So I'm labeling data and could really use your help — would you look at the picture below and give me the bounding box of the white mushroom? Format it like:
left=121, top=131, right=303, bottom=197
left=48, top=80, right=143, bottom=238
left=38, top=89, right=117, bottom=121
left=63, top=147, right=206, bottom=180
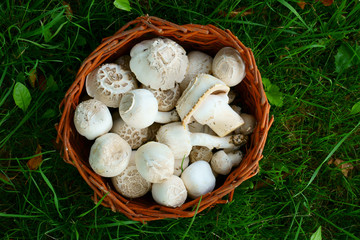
left=74, top=99, right=112, bottom=140
left=110, top=113, right=150, bottom=149
left=211, top=150, right=243, bottom=175
left=181, top=161, right=215, bottom=199
left=212, top=47, right=246, bottom=87
left=156, top=122, right=248, bottom=160
left=119, top=89, right=180, bottom=129
left=135, top=142, right=174, bottom=183
left=174, top=157, right=190, bottom=176
left=180, top=51, right=213, bottom=92
left=86, top=63, right=137, bottom=108
left=130, top=38, right=188, bottom=90
left=176, top=74, right=244, bottom=137
left=236, top=113, right=256, bottom=135
left=189, top=146, right=213, bottom=164
left=152, top=175, right=187, bottom=208
left=111, top=165, right=151, bottom=198
left=143, top=84, right=181, bottom=112
left=228, top=90, right=236, bottom=104
left=89, top=133, right=131, bottom=177
left=114, top=55, right=131, bottom=70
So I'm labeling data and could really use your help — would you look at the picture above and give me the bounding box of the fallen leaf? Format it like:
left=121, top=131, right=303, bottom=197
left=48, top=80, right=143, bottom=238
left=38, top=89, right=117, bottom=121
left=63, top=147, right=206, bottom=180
left=28, top=68, right=37, bottom=88
left=297, top=0, right=306, bottom=9
left=328, top=158, right=354, bottom=177
left=62, top=1, right=73, bottom=20
left=27, top=144, right=43, bottom=170
left=320, top=0, right=333, bottom=6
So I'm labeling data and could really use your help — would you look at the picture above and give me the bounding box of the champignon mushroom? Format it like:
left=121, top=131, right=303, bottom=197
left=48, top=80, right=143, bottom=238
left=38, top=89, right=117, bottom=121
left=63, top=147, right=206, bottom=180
left=176, top=74, right=244, bottom=137
left=119, top=89, right=180, bottom=129
left=143, top=84, right=181, bottom=112
left=180, top=51, right=213, bottom=92
left=130, top=38, right=188, bottom=90
left=85, top=63, right=137, bottom=108
left=156, top=122, right=248, bottom=160
left=89, top=133, right=131, bottom=177
left=189, top=146, right=213, bottom=164
left=235, top=113, right=256, bottom=135
left=212, top=47, right=246, bottom=87
left=110, top=113, right=150, bottom=149
left=152, top=175, right=187, bottom=207
left=210, top=150, right=243, bottom=175
left=135, top=142, right=175, bottom=183
left=174, top=157, right=190, bottom=176
left=74, top=99, right=113, bottom=140
left=181, top=161, right=216, bottom=199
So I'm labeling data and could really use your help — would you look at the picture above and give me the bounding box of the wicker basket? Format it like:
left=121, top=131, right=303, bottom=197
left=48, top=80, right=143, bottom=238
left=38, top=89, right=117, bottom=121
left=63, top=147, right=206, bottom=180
left=56, top=16, right=273, bottom=222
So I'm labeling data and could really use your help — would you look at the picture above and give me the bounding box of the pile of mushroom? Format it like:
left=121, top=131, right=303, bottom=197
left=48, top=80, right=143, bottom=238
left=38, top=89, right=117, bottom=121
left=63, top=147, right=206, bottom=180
left=73, top=37, right=257, bottom=208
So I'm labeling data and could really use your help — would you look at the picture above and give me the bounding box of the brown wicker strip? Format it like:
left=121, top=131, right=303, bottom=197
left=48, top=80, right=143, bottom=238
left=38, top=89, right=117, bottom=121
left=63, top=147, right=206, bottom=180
left=56, top=15, right=273, bottom=222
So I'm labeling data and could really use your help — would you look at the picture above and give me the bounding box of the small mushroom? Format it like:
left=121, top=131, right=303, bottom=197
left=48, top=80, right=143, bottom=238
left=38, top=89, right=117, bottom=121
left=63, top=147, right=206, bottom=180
left=89, top=133, right=131, bottom=177
left=130, top=38, right=188, bottom=90
left=180, top=51, right=213, bottom=92
left=189, top=146, right=213, bottom=164
left=86, top=63, right=137, bottom=108
left=181, top=161, right=216, bottom=199
left=236, top=113, right=256, bottom=135
left=174, top=157, right=190, bottom=176
left=211, top=150, right=243, bottom=175
left=74, top=99, right=113, bottom=140
left=111, top=113, right=150, bottom=149
left=156, top=122, right=248, bottom=160
left=152, top=175, right=187, bottom=207
left=135, top=142, right=175, bottom=183
left=177, top=74, right=244, bottom=137
left=119, top=89, right=180, bottom=129
left=143, top=84, right=181, bottom=112
left=114, top=55, right=131, bottom=70
left=212, top=47, right=246, bottom=87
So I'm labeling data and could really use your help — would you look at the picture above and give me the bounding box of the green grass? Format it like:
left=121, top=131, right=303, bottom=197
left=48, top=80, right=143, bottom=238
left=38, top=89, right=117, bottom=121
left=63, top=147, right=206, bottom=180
left=1, top=0, right=360, bottom=239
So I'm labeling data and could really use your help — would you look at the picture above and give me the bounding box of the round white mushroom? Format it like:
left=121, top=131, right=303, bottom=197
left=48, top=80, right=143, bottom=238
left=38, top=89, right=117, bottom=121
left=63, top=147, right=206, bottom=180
left=152, top=175, right=187, bottom=207
left=73, top=99, right=112, bottom=140
left=210, top=150, right=243, bottom=175
left=89, top=133, right=131, bottom=177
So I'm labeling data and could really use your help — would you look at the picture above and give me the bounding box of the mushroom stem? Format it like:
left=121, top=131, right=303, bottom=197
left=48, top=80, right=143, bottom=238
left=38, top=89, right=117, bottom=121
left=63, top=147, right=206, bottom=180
left=190, top=132, right=247, bottom=150
left=155, top=110, right=180, bottom=123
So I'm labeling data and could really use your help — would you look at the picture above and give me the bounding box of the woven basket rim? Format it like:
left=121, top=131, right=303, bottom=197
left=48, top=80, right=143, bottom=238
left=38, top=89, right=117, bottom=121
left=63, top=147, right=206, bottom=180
left=56, top=15, right=273, bottom=222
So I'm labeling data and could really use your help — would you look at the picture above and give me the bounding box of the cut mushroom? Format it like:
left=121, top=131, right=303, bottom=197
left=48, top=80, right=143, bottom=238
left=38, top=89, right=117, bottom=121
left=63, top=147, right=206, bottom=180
left=181, top=161, right=215, bottom=199
left=135, top=142, right=175, bottom=183
left=119, top=89, right=180, bottom=129
left=174, top=157, right=190, bottom=176
left=152, top=175, right=187, bottom=208
left=156, top=122, right=248, bottom=160
left=74, top=99, right=112, bottom=140
left=180, top=51, right=213, bottom=92
left=189, top=146, right=213, bottom=164
left=130, top=38, right=188, bottom=90
left=89, top=133, right=131, bottom=177
left=86, top=63, right=137, bottom=108
left=110, top=114, right=149, bottom=149
left=212, top=47, right=246, bottom=87
left=143, top=84, right=181, bottom=112
left=211, top=150, right=243, bottom=175
left=177, top=74, right=244, bottom=137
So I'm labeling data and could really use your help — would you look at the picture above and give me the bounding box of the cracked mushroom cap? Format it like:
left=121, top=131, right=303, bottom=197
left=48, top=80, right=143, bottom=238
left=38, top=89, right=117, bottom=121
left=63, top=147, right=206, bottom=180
left=130, top=38, right=188, bottom=90
left=189, top=146, right=213, bottom=164
left=143, top=84, right=181, bottom=112
left=152, top=175, right=187, bottom=208
left=85, top=63, right=137, bottom=108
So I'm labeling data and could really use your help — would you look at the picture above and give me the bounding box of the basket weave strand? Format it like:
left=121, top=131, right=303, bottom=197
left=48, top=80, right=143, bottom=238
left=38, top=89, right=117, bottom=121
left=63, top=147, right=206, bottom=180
left=56, top=15, right=273, bottom=222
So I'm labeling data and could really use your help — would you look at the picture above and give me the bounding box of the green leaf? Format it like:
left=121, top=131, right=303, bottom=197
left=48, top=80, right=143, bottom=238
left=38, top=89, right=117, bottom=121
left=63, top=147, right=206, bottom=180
left=41, top=109, right=56, bottom=119
left=310, top=226, right=322, bottom=240
left=262, top=78, right=284, bottom=107
left=113, top=0, right=131, bottom=11
left=350, top=101, right=360, bottom=115
left=262, top=77, right=271, bottom=88
left=46, top=75, right=58, bottom=92
left=13, top=82, right=32, bottom=111
left=335, top=44, right=360, bottom=73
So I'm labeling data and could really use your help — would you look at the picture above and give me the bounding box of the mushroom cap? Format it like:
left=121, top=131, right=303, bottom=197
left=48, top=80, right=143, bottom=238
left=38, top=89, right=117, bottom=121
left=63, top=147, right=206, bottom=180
left=119, top=89, right=158, bottom=129
left=114, top=55, right=131, bottom=70
left=89, top=133, right=131, bottom=177
left=156, top=122, right=192, bottom=160
left=237, top=113, right=256, bottom=135
left=85, top=63, right=138, bottom=108
left=130, top=38, right=188, bottom=90
left=135, top=142, right=175, bottom=183
left=189, top=146, right=213, bottom=163
left=180, top=51, right=213, bottom=92
left=181, top=161, right=216, bottom=199
left=174, top=157, right=190, bottom=176
left=152, top=175, right=187, bottom=208
left=211, top=150, right=243, bottom=175
left=143, top=84, right=181, bottom=112
left=74, top=99, right=113, bottom=140
left=212, top=47, right=246, bottom=87
left=111, top=165, right=152, bottom=198
left=176, top=74, right=229, bottom=128
left=110, top=115, right=149, bottom=149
